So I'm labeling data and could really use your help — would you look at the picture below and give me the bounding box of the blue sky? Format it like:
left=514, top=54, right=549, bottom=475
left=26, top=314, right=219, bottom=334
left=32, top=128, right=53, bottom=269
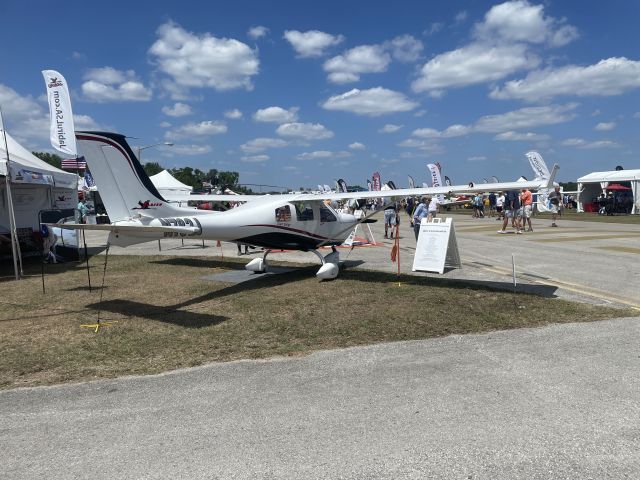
left=1, top=0, right=639, bottom=189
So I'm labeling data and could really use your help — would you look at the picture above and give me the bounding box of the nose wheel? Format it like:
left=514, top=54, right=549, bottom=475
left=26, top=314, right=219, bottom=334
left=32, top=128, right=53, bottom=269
left=313, top=246, right=340, bottom=280
left=245, top=249, right=272, bottom=273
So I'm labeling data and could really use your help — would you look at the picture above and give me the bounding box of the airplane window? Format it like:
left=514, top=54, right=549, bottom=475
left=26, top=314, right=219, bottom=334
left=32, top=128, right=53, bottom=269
left=275, top=205, right=292, bottom=222
left=319, top=205, right=337, bottom=222
left=295, top=202, right=314, bottom=221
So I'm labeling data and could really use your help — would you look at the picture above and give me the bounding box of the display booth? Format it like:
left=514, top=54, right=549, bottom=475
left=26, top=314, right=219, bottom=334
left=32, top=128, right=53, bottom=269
left=577, top=169, right=639, bottom=214
left=1, top=131, right=77, bottom=260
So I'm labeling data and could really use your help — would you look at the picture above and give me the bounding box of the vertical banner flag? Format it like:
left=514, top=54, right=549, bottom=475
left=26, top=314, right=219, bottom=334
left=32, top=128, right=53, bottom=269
left=337, top=178, right=348, bottom=193
left=42, top=70, right=77, bottom=156
left=490, top=176, right=500, bottom=183
left=444, top=175, right=451, bottom=187
left=366, top=179, right=372, bottom=191
left=372, top=172, right=381, bottom=191
left=427, top=163, right=445, bottom=203
left=408, top=175, right=415, bottom=189
left=525, top=151, right=550, bottom=180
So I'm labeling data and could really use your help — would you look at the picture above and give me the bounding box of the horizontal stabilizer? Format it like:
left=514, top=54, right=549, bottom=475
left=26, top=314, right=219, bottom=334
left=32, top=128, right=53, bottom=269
left=48, top=223, right=200, bottom=234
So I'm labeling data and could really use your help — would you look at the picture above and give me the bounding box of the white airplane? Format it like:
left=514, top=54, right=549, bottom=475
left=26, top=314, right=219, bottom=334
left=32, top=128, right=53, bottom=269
left=56, top=132, right=558, bottom=279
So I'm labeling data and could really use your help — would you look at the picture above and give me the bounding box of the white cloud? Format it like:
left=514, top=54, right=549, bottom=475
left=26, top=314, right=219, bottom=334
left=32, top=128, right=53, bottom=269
left=166, top=120, right=227, bottom=140
left=634, top=112, right=640, bottom=119
left=387, top=35, right=423, bottom=62
left=474, top=103, right=577, bottom=133
left=82, top=67, right=152, bottom=102
left=241, top=154, right=270, bottom=162
left=224, top=109, right=243, bottom=119
left=322, top=87, right=418, bottom=116
left=474, top=0, right=578, bottom=46
left=494, top=131, right=550, bottom=141
left=149, top=21, right=259, bottom=94
left=379, top=124, right=403, bottom=133
left=348, top=142, right=365, bottom=150
left=324, top=45, right=391, bottom=83
left=424, top=23, right=443, bottom=36
left=595, top=122, right=616, bottom=131
left=167, top=144, right=212, bottom=156
left=397, top=138, right=445, bottom=155
left=73, top=114, right=102, bottom=131
left=162, top=102, right=192, bottom=117
left=467, top=155, right=487, bottom=162
left=412, top=43, right=537, bottom=93
left=159, top=121, right=172, bottom=128
left=454, top=11, right=468, bottom=25
left=276, top=122, right=334, bottom=140
left=248, top=26, right=269, bottom=40
left=296, top=150, right=351, bottom=160
left=561, top=138, right=621, bottom=149
left=491, top=58, right=640, bottom=102
left=252, top=106, right=299, bottom=123
left=412, top=124, right=471, bottom=138
left=283, top=30, right=344, bottom=58
left=240, top=137, right=288, bottom=153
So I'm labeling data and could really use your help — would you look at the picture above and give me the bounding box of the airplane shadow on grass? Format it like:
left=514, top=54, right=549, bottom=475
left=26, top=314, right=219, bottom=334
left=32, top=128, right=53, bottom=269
left=85, top=259, right=559, bottom=329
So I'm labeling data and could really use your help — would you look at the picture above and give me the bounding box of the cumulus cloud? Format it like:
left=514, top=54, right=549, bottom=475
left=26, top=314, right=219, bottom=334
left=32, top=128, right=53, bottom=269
left=276, top=122, right=334, bottom=140
left=474, top=0, right=578, bottom=46
left=240, top=137, right=288, bottom=153
left=248, top=26, right=269, bottom=40
left=386, top=35, right=423, bottom=63
left=379, top=124, right=403, bottom=133
left=412, top=44, right=537, bottom=93
left=283, top=30, right=344, bottom=57
left=474, top=103, right=577, bottom=132
left=165, top=120, right=227, bottom=140
left=467, top=155, right=487, bottom=162
left=322, top=87, right=418, bottom=116
left=224, top=109, right=243, bottom=119
left=162, top=102, right=192, bottom=117
left=412, top=124, right=471, bottom=138
left=490, top=58, right=640, bottom=102
left=561, top=138, right=620, bottom=149
left=252, top=106, right=299, bottom=123
left=324, top=45, right=391, bottom=83
left=348, top=142, right=365, bottom=150
left=494, top=131, right=550, bottom=141
left=241, top=154, right=270, bottom=162
left=149, top=21, right=259, bottom=95
left=296, top=150, right=351, bottom=160
left=82, top=67, right=152, bottom=102
left=167, top=144, right=212, bottom=156
left=595, top=122, right=616, bottom=131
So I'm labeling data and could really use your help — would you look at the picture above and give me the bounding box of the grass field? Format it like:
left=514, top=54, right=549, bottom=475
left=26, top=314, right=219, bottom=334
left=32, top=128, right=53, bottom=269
left=0, top=255, right=635, bottom=389
left=449, top=208, right=640, bottom=224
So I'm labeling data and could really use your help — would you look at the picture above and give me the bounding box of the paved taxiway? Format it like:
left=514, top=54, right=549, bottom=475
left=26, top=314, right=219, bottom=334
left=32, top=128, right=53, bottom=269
left=2, top=317, right=639, bottom=479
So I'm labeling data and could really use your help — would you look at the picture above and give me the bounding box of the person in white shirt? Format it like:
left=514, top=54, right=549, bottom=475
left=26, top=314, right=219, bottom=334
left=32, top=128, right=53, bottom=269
left=495, top=192, right=505, bottom=220
left=427, top=196, right=438, bottom=221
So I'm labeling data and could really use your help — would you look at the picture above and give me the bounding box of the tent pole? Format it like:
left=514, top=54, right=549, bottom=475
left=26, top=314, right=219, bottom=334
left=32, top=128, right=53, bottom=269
left=0, top=108, right=21, bottom=280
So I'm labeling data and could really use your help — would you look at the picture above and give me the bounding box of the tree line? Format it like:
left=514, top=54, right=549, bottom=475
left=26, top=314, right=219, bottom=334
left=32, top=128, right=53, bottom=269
left=32, top=152, right=251, bottom=193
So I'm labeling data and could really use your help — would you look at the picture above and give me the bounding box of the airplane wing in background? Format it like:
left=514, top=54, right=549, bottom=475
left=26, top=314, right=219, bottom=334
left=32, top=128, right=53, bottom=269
left=47, top=222, right=200, bottom=234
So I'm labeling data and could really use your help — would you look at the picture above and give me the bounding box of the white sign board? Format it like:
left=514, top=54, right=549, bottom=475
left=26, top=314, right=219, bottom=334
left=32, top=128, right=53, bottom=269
left=412, top=217, right=461, bottom=274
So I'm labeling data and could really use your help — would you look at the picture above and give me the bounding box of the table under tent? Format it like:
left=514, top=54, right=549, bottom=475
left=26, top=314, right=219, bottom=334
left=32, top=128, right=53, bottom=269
left=577, top=169, right=640, bottom=215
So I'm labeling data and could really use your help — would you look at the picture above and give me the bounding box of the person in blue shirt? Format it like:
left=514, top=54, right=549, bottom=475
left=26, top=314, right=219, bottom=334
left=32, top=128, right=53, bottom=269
left=77, top=198, right=89, bottom=224
left=412, top=196, right=430, bottom=240
left=498, top=190, right=522, bottom=234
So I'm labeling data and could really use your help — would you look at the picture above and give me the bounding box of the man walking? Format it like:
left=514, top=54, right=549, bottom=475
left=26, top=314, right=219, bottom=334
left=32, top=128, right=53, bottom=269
left=548, top=186, right=562, bottom=227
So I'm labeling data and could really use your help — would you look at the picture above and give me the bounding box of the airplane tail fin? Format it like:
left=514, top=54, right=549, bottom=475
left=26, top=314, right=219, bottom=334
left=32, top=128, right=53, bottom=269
left=76, top=132, right=189, bottom=221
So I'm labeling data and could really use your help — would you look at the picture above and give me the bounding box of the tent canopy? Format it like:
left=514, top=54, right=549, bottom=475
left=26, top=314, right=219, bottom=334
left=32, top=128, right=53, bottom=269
left=577, top=168, right=640, bottom=214
left=149, top=170, right=193, bottom=193
left=0, top=131, right=77, bottom=189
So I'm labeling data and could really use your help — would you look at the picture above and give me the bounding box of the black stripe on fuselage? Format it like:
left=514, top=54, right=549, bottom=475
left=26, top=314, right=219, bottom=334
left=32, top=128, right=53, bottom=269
left=236, top=232, right=341, bottom=251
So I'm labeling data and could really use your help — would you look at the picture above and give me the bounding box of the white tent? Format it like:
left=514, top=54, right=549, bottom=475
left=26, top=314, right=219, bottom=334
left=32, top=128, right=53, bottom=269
left=149, top=170, right=193, bottom=197
left=1, top=131, right=77, bottom=231
left=577, top=169, right=640, bottom=214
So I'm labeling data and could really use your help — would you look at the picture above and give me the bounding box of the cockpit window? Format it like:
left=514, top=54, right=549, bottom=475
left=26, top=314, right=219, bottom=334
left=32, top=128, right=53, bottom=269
left=319, top=205, right=337, bottom=222
left=295, top=202, right=314, bottom=221
left=275, top=205, right=292, bottom=222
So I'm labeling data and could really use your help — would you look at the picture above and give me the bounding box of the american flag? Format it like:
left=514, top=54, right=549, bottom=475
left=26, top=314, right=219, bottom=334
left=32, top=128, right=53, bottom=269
left=61, top=156, right=87, bottom=170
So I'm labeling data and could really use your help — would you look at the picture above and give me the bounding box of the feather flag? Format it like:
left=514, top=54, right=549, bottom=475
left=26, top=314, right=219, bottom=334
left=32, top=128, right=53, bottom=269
left=42, top=70, right=77, bottom=156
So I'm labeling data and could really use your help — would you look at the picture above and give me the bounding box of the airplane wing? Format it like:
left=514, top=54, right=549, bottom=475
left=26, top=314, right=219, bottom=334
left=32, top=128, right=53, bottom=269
left=162, top=194, right=262, bottom=203
left=289, top=165, right=559, bottom=202
left=47, top=222, right=200, bottom=234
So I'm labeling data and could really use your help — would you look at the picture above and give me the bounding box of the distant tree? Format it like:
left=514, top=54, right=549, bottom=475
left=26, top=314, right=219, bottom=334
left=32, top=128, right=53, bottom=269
left=143, top=161, right=163, bottom=176
left=32, top=151, right=62, bottom=169
left=218, top=171, right=239, bottom=189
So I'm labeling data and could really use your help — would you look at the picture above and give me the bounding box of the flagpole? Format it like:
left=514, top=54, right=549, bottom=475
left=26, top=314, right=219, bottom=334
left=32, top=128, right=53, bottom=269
left=0, top=106, right=21, bottom=280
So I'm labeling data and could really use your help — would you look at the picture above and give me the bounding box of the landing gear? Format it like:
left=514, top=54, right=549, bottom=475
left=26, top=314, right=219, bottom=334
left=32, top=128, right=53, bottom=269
left=245, top=249, right=271, bottom=273
left=313, top=246, right=340, bottom=280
